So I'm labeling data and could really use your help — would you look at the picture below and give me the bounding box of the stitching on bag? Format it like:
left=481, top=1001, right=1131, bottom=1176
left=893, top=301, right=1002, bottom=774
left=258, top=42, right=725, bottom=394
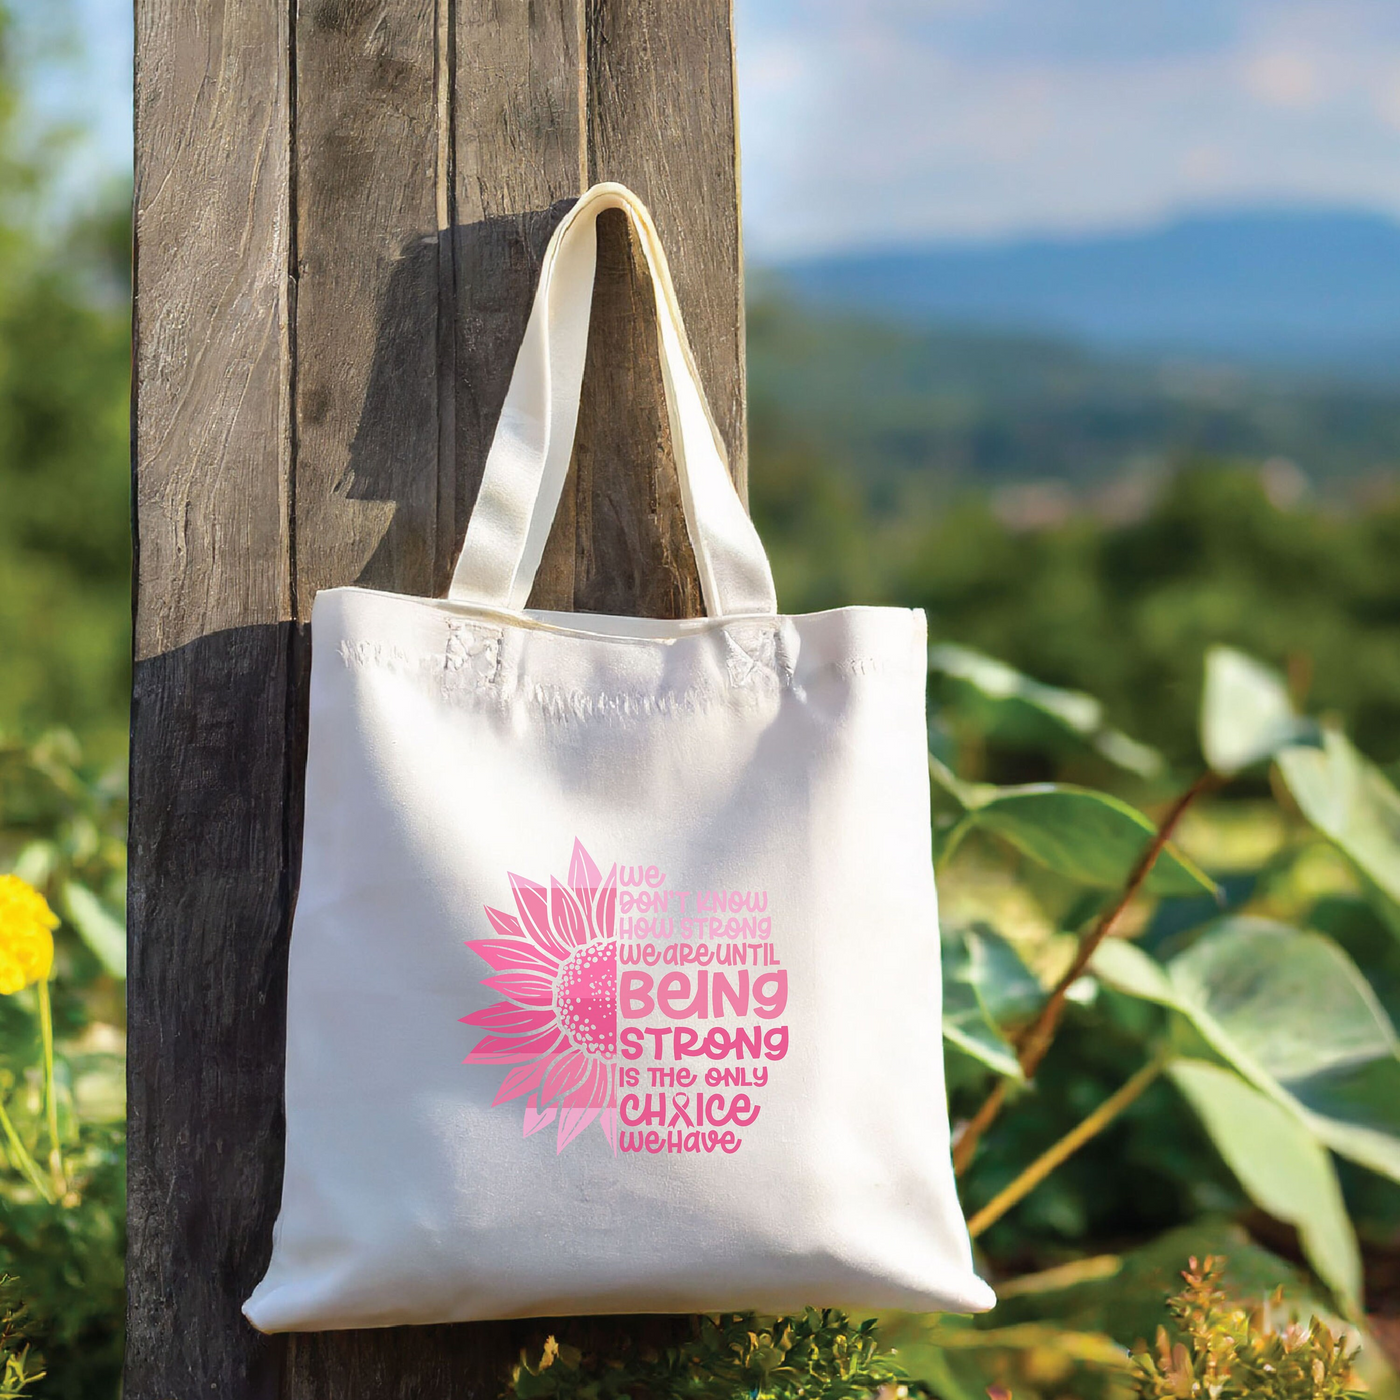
left=722, top=623, right=804, bottom=700
left=830, top=655, right=917, bottom=680
left=337, top=639, right=415, bottom=672
left=444, top=620, right=503, bottom=687
left=521, top=682, right=711, bottom=722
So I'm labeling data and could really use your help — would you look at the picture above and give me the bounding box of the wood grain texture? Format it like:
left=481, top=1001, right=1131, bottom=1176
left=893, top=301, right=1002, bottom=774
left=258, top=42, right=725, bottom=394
left=585, top=0, right=747, bottom=499
left=127, top=629, right=299, bottom=1400
left=293, top=0, right=442, bottom=609
left=131, top=0, right=747, bottom=1392
left=132, top=0, right=293, bottom=658
left=532, top=0, right=747, bottom=615
left=129, top=0, right=294, bottom=1395
left=448, top=0, right=585, bottom=596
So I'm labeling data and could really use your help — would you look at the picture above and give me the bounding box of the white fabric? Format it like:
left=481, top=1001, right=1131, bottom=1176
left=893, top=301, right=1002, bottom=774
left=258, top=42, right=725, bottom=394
left=244, top=184, right=992, bottom=1332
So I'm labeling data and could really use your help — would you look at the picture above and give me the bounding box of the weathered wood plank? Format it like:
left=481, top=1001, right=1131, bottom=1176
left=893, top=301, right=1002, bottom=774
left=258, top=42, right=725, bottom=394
left=127, top=630, right=297, bottom=1400
left=448, top=0, right=586, bottom=598
left=585, top=0, right=747, bottom=500
left=292, top=0, right=443, bottom=608
left=131, top=0, right=293, bottom=658
left=531, top=0, right=748, bottom=616
left=131, top=0, right=748, bottom=1394
left=128, top=0, right=294, bottom=1394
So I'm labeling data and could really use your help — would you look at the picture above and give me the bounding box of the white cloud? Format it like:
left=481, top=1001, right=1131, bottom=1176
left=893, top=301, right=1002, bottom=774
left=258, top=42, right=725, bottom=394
left=1243, top=51, right=1322, bottom=109
left=737, top=0, right=1400, bottom=255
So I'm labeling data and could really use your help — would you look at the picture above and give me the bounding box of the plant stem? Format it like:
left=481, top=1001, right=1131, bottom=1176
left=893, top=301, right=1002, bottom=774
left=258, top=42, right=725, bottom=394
left=966, top=1055, right=1168, bottom=1239
left=953, top=770, right=1216, bottom=1175
left=0, top=1095, right=53, bottom=1205
left=952, top=1079, right=1010, bottom=1176
left=35, top=979, right=65, bottom=1197
left=1013, top=770, right=1217, bottom=1077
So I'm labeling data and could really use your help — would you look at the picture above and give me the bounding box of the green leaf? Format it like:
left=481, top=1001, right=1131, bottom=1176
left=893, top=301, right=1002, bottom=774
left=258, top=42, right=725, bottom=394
left=1199, top=646, right=1319, bottom=775
left=1091, top=937, right=1178, bottom=1008
left=953, top=785, right=1217, bottom=896
left=1172, top=916, right=1396, bottom=1068
left=1278, top=729, right=1400, bottom=908
left=928, top=752, right=996, bottom=812
left=1168, top=1058, right=1362, bottom=1309
left=942, top=925, right=1041, bottom=1080
left=929, top=643, right=1162, bottom=777
left=62, top=880, right=126, bottom=979
left=1097, top=917, right=1400, bottom=1185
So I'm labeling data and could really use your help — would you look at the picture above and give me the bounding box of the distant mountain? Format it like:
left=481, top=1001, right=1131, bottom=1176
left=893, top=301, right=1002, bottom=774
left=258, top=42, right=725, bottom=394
left=768, top=208, right=1400, bottom=373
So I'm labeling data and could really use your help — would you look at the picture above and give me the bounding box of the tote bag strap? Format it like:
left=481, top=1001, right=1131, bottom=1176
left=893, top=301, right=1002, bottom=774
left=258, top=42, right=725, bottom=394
left=448, top=183, right=779, bottom=618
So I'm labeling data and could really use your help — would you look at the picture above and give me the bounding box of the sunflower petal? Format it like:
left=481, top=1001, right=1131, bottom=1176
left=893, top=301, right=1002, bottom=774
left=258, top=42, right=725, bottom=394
left=466, top=938, right=559, bottom=974
left=491, top=1052, right=559, bottom=1106
left=569, top=840, right=603, bottom=936
left=523, top=1094, right=557, bottom=1137
left=556, top=1062, right=609, bottom=1152
left=462, top=1002, right=555, bottom=1032
left=551, top=878, right=588, bottom=949
left=542, top=1049, right=590, bottom=1104
left=483, top=971, right=554, bottom=1006
left=485, top=906, right=527, bottom=942
left=467, top=1028, right=567, bottom=1063
left=511, top=874, right=570, bottom=960
left=595, top=863, right=618, bottom=940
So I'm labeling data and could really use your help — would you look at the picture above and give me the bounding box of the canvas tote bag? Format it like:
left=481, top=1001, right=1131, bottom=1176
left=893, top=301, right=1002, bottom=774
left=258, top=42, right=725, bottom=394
left=243, top=182, right=994, bottom=1332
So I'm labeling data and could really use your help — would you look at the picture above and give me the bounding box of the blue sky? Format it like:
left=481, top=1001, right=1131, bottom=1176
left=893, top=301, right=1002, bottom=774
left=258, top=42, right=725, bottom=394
left=737, top=0, right=1400, bottom=253
left=25, top=0, right=1400, bottom=256
left=12, top=0, right=131, bottom=212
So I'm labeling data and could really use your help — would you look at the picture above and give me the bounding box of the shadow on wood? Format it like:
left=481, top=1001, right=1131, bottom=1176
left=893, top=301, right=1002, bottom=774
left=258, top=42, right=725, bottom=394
left=336, top=205, right=704, bottom=615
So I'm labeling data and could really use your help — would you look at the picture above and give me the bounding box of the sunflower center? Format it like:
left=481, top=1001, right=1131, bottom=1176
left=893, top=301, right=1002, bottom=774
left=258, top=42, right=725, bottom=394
left=554, top=939, right=617, bottom=1058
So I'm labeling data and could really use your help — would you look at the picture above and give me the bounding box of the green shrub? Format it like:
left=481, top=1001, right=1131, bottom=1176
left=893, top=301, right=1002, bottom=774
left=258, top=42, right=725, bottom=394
left=1132, top=1256, right=1360, bottom=1400
left=510, top=1311, right=918, bottom=1400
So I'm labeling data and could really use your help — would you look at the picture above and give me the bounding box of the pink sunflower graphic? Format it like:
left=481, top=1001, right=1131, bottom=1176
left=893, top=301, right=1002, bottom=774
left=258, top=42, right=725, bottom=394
left=462, top=839, right=619, bottom=1153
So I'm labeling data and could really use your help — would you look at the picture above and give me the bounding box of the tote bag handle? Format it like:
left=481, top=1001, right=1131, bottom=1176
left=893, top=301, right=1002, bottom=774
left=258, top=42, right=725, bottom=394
left=448, top=183, right=779, bottom=618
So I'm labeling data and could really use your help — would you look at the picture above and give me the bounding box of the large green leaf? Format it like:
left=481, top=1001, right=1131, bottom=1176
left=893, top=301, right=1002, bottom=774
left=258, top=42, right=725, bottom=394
left=941, top=925, right=1042, bottom=1080
left=1170, top=917, right=1396, bottom=1079
left=1199, top=646, right=1319, bottom=775
left=1096, top=919, right=1400, bottom=1184
left=1278, top=729, right=1400, bottom=908
left=949, top=785, right=1217, bottom=896
left=1168, top=1059, right=1361, bottom=1309
left=929, top=643, right=1162, bottom=776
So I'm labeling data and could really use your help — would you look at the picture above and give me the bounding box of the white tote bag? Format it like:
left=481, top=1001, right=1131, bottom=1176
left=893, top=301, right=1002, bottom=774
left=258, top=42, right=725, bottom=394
left=243, top=183, right=994, bottom=1332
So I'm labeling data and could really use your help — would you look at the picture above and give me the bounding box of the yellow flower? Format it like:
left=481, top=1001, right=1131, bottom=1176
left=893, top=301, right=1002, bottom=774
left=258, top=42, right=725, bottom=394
left=0, top=875, right=57, bottom=994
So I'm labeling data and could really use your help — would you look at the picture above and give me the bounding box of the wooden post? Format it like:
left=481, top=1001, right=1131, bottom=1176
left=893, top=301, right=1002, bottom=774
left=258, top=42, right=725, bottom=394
left=128, top=2, right=747, bottom=1395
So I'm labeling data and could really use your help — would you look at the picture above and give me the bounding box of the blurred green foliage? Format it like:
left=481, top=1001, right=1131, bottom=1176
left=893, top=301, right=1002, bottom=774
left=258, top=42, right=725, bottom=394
left=750, top=398, right=1400, bottom=772
left=0, top=243, right=131, bottom=762
left=0, top=2, right=130, bottom=764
